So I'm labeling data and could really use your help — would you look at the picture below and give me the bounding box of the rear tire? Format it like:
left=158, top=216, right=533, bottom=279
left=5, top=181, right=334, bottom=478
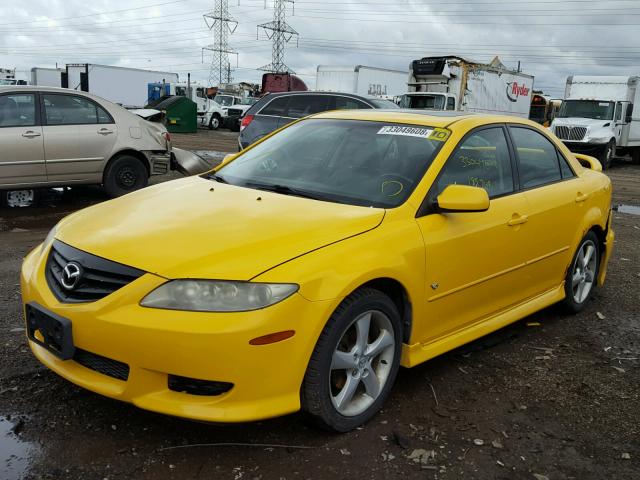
left=1, top=189, right=39, bottom=208
left=301, top=288, right=402, bottom=432
left=632, top=148, right=640, bottom=165
left=561, top=231, right=600, bottom=313
left=103, top=155, right=148, bottom=198
left=599, top=140, right=615, bottom=170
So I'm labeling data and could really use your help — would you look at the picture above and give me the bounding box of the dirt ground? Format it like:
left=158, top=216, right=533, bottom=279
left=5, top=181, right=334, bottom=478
left=0, top=151, right=638, bottom=479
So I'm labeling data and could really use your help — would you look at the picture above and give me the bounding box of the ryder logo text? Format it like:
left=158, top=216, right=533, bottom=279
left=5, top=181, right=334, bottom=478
left=506, top=82, right=530, bottom=102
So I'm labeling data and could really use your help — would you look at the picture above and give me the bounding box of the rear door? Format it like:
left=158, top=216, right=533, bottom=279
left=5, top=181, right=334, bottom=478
left=41, top=93, right=118, bottom=183
left=507, top=125, right=583, bottom=296
left=0, top=92, right=46, bottom=187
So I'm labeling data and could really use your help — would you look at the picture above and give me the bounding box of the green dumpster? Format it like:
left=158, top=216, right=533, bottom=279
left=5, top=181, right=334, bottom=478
left=147, top=95, right=197, bottom=133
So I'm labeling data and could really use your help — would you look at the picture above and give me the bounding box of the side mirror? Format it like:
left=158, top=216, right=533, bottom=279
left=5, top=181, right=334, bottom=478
left=436, top=185, right=490, bottom=213
left=573, top=153, right=602, bottom=172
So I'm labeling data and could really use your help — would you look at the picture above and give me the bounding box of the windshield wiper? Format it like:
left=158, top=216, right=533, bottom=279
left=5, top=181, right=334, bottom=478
left=205, top=172, right=228, bottom=183
left=243, top=182, right=323, bottom=200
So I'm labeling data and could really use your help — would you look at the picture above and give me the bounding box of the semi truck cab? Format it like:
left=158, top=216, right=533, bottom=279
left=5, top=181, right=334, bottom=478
left=398, top=92, right=457, bottom=111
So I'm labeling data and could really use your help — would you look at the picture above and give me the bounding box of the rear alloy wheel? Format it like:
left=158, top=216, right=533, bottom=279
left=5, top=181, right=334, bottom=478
left=2, top=189, right=38, bottom=208
left=562, top=231, right=600, bottom=313
left=103, top=155, right=148, bottom=198
left=302, top=288, right=402, bottom=432
left=599, top=140, right=615, bottom=170
left=209, top=114, right=221, bottom=130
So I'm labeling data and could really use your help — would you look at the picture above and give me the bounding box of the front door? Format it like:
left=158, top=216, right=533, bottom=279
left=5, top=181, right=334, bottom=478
left=415, top=126, right=531, bottom=343
left=41, top=93, right=118, bottom=183
left=0, top=92, right=46, bottom=187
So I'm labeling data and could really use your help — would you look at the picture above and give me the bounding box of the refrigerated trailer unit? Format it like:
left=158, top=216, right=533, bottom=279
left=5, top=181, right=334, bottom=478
left=550, top=76, right=640, bottom=168
left=62, top=64, right=179, bottom=108
left=316, top=65, right=408, bottom=98
left=400, top=56, right=534, bottom=118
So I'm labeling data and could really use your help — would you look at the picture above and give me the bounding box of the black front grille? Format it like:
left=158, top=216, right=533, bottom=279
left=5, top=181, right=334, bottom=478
left=46, top=240, right=144, bottom=303
left=227, top=108, right=243, bottom=117
left=73, top=348, right=130, bottom=381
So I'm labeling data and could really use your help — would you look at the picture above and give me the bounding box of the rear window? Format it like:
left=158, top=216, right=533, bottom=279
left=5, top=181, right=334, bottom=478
left=259, top=96, right=289, bottom=116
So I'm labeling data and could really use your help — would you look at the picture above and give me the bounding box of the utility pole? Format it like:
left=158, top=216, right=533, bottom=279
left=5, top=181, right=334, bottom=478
left=257, top=0, right=298, bottom=73
left=202, top=0, right=238, bottom=87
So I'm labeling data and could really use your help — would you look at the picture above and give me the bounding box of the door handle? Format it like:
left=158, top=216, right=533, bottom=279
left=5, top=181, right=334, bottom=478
left=21, top=130, right=41, bottom=138
left=575, top=192, right=589, bottom=203
left=97, top=128, right=114, bottom=135
left=507, top=213, right=529, bottom=226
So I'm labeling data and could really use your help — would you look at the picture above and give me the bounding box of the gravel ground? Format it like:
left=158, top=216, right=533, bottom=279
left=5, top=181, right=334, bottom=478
left=0, top=161, right=638, bottom=480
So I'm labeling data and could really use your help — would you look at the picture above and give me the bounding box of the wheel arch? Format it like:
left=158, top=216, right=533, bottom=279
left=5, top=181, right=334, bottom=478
left=351, top=277, right=413, bottom=344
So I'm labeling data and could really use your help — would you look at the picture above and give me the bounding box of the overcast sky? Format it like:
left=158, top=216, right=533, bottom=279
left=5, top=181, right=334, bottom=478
left=3, top=0, right=640, bottom=97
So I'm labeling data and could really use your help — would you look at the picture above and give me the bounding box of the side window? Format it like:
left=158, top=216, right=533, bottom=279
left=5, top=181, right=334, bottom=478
left=0, top=93, right=36, bottom=127
left=333, top=96, right=369, bottom=110
left=97, top=105, right=113, bottom=124
left=446, top=97, right=455, bottom=111
left=557, top=150, right=575, bottom=179
left=43, top=94, right=102, bottom=125
left=510, top=127, right=562, bottom=189
left=615, top=102, right=622, bottom=122
left=435, top=127, right=514, bottom=198
left=285, top=95, right=331, bottom=118
left=259, top=96, right=289, bottom=116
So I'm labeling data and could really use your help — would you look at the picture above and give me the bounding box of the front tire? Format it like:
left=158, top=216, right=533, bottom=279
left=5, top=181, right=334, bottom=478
left=561, top=231, right=600, bottom=313
left=103, top=155, right=148, bottom=198
left=209, top=114, right=221, bottom=130
left=1, top=189, right=39, bottom=208
left=301, top=288, right=402, bottom=432
left=599, top=140, right=615, bottom=170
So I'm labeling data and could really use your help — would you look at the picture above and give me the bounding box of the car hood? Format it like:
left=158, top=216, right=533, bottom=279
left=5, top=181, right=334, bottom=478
left=56, top=176, right=385, bottom=280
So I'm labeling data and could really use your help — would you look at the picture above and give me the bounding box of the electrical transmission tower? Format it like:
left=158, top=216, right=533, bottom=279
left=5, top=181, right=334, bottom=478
left=257, top=0, right=298, bottom=74
left=202, top=0, right=238, bottom=86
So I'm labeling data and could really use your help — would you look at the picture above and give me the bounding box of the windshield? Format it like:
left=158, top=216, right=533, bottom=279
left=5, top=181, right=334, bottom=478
left=400, top=94, right=445, bottom=110
left=215, top=119, right=446, bottom=208
left=214, top=95, right=234, bottom=107
left=241, top=97, right=257, bottom=105
left=558, top=100, right=614, bottom=120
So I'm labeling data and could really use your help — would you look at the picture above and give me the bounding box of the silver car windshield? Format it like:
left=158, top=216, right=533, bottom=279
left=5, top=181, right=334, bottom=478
left=213, top=119, right=446, bottom=208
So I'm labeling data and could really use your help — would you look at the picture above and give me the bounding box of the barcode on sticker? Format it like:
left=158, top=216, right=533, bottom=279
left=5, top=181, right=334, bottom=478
left=377, top=126, right=433, bottom=138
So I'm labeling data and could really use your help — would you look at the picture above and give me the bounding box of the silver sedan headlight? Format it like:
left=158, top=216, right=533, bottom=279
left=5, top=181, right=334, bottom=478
left=140, top=280, right=299, bottom=312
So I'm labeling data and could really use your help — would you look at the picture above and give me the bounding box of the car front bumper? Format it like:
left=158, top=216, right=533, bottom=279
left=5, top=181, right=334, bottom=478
left=21, top=244, right=333, bottom=423
left=562, top=142, right=606, bottom=155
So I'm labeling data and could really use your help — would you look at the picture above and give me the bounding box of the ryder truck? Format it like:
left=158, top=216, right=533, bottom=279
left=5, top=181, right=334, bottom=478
left=399, top=56, right=534, bottom=118
left=550, top=76, right=640, bottom=169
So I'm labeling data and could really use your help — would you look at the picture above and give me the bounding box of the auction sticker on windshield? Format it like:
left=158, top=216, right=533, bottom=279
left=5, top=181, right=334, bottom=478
left=377, top=125, right=433, bottom=138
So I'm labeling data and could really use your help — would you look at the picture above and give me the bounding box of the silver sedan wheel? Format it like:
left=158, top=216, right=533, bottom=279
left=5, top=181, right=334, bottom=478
left=571, top=240, right=597, bottom=303
left=6, top=189, right=35, bottom=208
left=330, top=310, right=395, bottom=417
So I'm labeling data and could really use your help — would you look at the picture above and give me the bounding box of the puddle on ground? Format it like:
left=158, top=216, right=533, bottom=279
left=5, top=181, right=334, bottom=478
left=615, top=204, right=640, bottom=216
left=0, top=417, right=38, bottom=480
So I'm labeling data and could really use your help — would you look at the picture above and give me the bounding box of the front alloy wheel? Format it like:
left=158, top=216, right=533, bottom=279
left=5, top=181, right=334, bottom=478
left=562, top=231, right=600, bottom=313
left=302, top=288, right=402, bottom=432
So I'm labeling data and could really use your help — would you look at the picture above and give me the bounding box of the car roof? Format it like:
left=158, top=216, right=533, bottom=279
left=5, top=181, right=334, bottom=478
left=262, top=90, right=380, bottom=101
left=311, top=109, right=539, bottom=128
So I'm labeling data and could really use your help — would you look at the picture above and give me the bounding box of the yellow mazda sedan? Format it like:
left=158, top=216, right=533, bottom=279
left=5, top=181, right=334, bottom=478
left=21, top=110, right=614, bottom=432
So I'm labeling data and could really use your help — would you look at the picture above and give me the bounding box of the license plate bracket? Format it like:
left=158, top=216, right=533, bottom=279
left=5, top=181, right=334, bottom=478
left=25, top=302, right=75, bottom=360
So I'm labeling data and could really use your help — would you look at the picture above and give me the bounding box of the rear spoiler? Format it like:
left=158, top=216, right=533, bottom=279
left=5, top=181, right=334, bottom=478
left=573, top=153, right=602, bottom=172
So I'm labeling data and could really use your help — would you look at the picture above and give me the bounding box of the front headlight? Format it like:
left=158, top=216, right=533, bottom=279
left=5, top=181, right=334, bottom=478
left=140, top=280, right=299, bottom=312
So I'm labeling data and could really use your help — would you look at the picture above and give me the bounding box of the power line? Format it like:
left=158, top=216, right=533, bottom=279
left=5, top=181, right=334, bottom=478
left=258, top=0, right=299, bottom=73
left=202, top=0, right=238, bottom=86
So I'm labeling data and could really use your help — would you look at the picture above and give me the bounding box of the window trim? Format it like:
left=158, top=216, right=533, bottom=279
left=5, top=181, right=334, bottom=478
left=0, top=91, right=40, bottom=129
left=507, top=124, right=572, bottom=191
left=39, top=91, right=115, bottom=127
left=416, top=123, right=516, bottom=217
left=256, top=93, right=375, bottom=120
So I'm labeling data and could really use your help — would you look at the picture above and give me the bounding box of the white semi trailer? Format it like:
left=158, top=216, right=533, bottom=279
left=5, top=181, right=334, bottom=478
left=399, top=56, right=534, bottom=118
left=316, top=65, right=408, bottom=98
left=550, top=76, right=640, bottom=168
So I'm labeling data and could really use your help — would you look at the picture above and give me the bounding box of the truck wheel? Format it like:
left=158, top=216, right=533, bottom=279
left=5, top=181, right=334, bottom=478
left=599, top=140, right=615, bottom=170
left=632, top=149, right=640, bottom=165
left=209, top=114, right=221, bottom=130
left=103, top=155, right=148, bottom=198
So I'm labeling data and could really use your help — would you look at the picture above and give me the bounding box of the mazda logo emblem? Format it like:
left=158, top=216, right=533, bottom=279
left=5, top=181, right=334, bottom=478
left=61, top=262, right=83, bottom=290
